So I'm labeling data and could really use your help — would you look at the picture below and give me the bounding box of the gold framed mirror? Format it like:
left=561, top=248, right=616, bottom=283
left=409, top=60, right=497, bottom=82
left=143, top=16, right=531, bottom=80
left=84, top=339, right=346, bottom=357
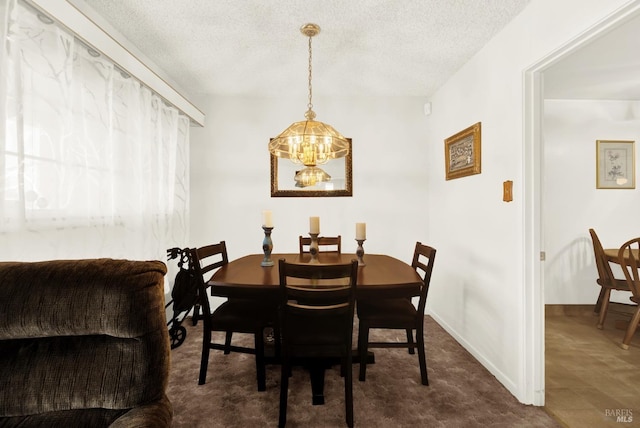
left=270, top=138, right=353, bottom=197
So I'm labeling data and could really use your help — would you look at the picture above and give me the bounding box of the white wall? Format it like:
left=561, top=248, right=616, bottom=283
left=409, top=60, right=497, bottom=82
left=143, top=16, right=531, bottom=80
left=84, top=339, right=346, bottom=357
left=190, top=94, right=429, bottom=263
left=423, top=0, right=632, bottom=404
left=544, top=99, right=640, bottom=304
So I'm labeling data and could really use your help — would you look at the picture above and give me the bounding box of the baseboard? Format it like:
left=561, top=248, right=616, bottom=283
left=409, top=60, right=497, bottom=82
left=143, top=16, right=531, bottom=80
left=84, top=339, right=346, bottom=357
left=545, top=303, right=635, bottom=317
left=545, top=304, right=593, bottom=317
left=428, top=312, right=522, bottom=403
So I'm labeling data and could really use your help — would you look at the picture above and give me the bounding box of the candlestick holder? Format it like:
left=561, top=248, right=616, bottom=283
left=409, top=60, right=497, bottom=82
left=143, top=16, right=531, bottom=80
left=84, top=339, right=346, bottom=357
left=309, top=232, right=320, bottom=264
left=261, top=226, right=274, bottom=267
left=356, top=239, right=366, bottom=266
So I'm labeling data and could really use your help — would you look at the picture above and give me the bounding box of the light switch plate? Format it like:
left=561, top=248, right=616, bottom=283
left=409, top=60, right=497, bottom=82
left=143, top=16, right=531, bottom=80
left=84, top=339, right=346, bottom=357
left=503, top=180, right=513, bottom=202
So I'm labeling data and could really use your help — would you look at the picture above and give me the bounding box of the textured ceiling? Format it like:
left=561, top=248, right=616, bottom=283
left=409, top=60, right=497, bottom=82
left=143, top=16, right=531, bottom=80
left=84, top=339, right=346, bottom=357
left=76, top=0, right=531, bottom=99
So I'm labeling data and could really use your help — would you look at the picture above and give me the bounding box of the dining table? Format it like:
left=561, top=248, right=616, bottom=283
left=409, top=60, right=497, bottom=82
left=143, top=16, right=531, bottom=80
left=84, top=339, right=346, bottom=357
left=603, top=247, right=639, bottom=264
left=209, top=252, right=423, bottom=299
left=208, top=252, right=423, bottom=404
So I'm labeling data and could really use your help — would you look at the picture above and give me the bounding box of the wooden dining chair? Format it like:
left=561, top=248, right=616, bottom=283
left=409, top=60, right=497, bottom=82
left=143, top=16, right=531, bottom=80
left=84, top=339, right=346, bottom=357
left=299, top=235, right=342, bottom=254
left=589, top=228, right=631, bottom=329
left=616, top=237, right=640, bottom=349
left=190, top=241, right=278, bottom=391
left=277, top=259, right=358, bottom=428
left=357, top=242, right=436, bottom=386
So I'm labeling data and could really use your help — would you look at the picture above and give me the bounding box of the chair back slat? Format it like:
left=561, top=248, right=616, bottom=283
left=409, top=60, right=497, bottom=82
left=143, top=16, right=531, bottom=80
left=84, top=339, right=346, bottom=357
left=618, top=237, right=640, bottom=298
left=285, top=284, right=353, bottom=307
left=412, top=242, right=437, bottom=315
left=193, top=241, right=228, bottom=277
left=589, top=229, right=617, bottom=285
left=299, top=235, right=342, bottom=254
left=189, top=241, right=228, bottom=327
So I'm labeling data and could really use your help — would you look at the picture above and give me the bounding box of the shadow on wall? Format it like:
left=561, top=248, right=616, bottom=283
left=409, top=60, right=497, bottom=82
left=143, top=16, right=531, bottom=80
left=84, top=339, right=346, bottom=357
left=458, top=250, right=505, bottom=364
left=545, top=236, right=594, bottom=303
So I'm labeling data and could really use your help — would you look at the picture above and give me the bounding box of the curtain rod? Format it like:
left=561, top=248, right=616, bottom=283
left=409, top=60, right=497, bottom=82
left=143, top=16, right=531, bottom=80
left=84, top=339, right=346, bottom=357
left=23, top=0, right=205, bottom=127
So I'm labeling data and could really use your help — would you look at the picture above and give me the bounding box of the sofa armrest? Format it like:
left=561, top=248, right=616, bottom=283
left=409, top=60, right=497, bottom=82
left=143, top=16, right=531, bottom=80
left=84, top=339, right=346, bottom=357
left=109, top=394, right=172, bottom=428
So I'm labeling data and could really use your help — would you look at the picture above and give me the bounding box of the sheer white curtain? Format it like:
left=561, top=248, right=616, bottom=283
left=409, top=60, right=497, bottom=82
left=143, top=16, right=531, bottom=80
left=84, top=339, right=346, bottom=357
left=0, top=0, right=190, bottom=263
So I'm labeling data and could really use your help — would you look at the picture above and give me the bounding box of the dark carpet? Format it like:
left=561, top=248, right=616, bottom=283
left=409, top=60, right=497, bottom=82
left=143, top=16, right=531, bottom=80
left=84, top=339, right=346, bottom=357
left=166, top=316, right=560, bottom=427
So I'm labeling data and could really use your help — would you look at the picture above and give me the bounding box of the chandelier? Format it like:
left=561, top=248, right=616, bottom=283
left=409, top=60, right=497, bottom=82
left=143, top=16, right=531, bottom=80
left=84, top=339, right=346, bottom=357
left=269, top=23, right=349, bottom=172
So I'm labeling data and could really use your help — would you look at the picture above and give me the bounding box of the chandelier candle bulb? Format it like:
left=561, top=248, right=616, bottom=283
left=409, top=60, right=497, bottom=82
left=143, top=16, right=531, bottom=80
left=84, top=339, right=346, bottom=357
left=262, top=210, right=273, bottom=227
left=356, top=223, right=366, bottom=240
left=310, top=216, right=320, bottom=234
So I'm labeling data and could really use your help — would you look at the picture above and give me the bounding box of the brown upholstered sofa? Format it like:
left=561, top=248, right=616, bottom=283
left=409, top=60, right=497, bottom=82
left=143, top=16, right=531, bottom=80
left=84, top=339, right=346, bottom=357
left=0, top=258, right=172, bottom=427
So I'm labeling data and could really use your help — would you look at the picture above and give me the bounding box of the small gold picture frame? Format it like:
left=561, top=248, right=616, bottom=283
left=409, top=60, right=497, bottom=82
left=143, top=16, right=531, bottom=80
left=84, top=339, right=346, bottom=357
left=445, top=122, right=481, bottom=180
left=596, top=140, right=635, bottom=189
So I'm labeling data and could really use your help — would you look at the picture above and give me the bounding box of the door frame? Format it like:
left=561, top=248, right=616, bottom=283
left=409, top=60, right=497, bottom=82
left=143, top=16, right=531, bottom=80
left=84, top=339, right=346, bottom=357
left=523, top=0, right=640, bottom=406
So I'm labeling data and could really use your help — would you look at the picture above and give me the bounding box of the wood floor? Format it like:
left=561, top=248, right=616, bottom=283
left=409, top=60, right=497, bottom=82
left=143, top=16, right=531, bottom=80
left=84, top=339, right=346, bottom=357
left=545, top=303, right=639, bottom=427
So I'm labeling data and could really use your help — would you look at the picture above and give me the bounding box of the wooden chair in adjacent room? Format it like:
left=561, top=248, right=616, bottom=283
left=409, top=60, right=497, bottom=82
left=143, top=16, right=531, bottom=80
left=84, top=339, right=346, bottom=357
left=299, top=235, right=342, bottom=254
left=190, top=241, right=278, bottom=391
left=589, top=228, right=631, bottom=329
left=357, top=241, right=436, bottom=386
left=616, top=237, right=640, bottom=349
left=277, top=259, right=358, bottom=428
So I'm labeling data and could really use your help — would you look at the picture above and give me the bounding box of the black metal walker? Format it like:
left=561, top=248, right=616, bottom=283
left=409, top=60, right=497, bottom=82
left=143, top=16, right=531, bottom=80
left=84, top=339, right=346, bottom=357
left=165, top=247, right=199, bottom=349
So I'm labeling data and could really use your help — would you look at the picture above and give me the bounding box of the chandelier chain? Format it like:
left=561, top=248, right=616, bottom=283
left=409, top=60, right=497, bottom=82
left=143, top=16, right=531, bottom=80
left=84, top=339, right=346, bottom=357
left=307, top=35, right=313, bottom=111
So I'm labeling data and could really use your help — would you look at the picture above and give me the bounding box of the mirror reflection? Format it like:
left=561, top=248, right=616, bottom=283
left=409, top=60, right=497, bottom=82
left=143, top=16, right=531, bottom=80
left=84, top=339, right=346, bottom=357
left=270, top=138, right=352, bottom=197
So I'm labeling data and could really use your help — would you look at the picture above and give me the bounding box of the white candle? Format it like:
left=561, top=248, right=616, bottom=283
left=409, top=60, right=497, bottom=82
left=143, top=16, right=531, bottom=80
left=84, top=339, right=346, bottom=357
left=262, top=210, right=273, bottom=227
left=356, top=222, right=366, bottom=240
left=310, top=216, right=320, bottom=234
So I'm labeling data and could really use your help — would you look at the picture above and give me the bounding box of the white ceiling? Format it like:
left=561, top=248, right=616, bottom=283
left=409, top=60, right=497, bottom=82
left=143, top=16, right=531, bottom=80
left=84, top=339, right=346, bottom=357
left=72, top=0, right=640, bottom=102
left=76, top=0, right=531, bottom=99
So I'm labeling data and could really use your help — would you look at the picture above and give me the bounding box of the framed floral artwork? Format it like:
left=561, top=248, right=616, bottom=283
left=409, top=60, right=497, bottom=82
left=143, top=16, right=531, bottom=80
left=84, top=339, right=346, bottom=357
left=596, top=140, right=635, bottom=189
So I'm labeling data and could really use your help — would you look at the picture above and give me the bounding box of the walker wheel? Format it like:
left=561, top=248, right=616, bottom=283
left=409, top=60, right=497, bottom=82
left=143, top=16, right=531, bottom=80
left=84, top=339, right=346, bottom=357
left=169, top=326, right=187, bottom=349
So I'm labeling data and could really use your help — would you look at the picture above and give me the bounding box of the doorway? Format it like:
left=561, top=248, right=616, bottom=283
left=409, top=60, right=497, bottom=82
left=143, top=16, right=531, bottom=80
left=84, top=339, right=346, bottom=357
left=524, top=0, right=640, bottom=410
